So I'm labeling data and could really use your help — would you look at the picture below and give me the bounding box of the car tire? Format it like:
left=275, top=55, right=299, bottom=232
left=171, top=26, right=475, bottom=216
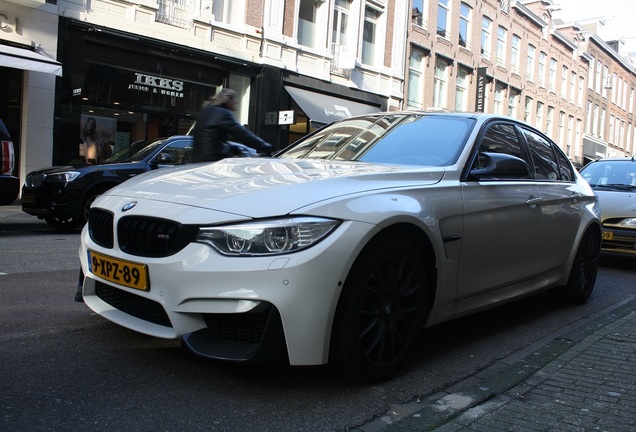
left=561, top=228, right=601, bottom=304
left=44, top=216, right=81, bottom=231
left=330, top=235, right=429, bottom=382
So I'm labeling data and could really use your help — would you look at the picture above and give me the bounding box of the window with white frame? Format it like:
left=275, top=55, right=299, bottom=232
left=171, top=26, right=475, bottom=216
left=576, top=119, right=582, bottom=157
left=559, top=111, right=565, bottom=148
left=332, top=0, right=351, bottom=48
left=508, top=89, right=519, bottom=118
left=578, top=76, right=585, bottom=106
left=567, top=115, right=574, bottom=156
left=496, top=26, right=507, bottom=66
left=621, top=120, right=625, bottom=149
left=586, top=101, right=592, bottom=134
left=526, top=44, right=535, bottom=81
left=212, top=0, right=243, bottom=24
left=536, top=101, right=544, bottom=130
left=593, top=104, right=599, bottom=137
left=193, top=0, right=213, bottom=20
left=571, top=71, right=577, bottom=103
left=493, top=83, right=505, bottom=115
left=412, top=0, right=425, bottom=26
left=524, top=96, right=532, bottom=123
left=602, top=65, right=609, bottom=98
left=499, top=0, right=510, bottom=14
left=600, top=108, right=606, bottom=138
left=588, top=58, right=594, bottom=89
left=609, top=115, right=615, bottom=143
left=561, top=66, right=568, bottom=99
left=611, top=73, right=617, bottom=104
left=595, top=60, right=602, bottom=93
left=546, top=105, right=554, bottom=138
left=549, top=58, right=557, bottom=91
left=407, top=49, right=426, bottom=109
left=511, top=34, right=520, bottom=73
left=459, top=3, right=471, bottom=48
left=437, top=0, right=450, bottom=38
left=433, top=57, right=449, bottom=109
left=538, top=52, right=546, bottom=87
left=298, top=0, right=320, bottom=48
left=481, top=17, right=492, bottom=59
left=631, top=88, right=635, bottom=113
left=455, top=67, right=470, bottom=111
left=362, top=5, right=381, bottom=66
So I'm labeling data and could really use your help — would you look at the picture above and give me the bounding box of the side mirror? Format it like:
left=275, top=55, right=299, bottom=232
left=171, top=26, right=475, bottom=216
left=154, top=152, right=172, bottom=165
left=469, top=152, right=530, bottom=180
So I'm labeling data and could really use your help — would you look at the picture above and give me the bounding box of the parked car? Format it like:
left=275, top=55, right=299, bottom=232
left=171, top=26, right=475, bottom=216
left=22, top=136, right=256, bottom=230
left=0, top=118, right=19, bottom=205
left=579, top=157, right=636, bottom=256
left=78, top=112, right=601, bottom=381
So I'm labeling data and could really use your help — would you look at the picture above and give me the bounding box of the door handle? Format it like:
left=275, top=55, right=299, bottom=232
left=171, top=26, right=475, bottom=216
left=526, top=196, right=543, bottom=208
left=571, top=193, right=582, bottom=203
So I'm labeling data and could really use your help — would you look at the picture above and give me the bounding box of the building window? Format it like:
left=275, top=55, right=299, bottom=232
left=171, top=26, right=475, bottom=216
left=412, top=0, right=425, bottom=27
left=524, top=96, right=532, bottom=123
left=407, top=49, right=425, bottom=109
left=481, top=17, right=492, bottom=59
left=600, top=108, right=606, bottom=138
left=546, top=105, right=554, bottom=138
left=595, top=60, right=602, bottom=93
left=602, top=65, right=609, bottom=99
left=508, top=89, right=519, bottom=118
left=494, top=83, right=505, bottom=115
left=536, top=101, right=544, bottom=130
left=332, top=0, right=351, bottom=47
left=548, top=58, right=557, bottom=91
left=567, top=116, right=574, bottom=156
left=496, top=26, right=507, bottom=67
left=526, top=44, right=535, bottom=81
left=212, top=0, right=242, bottom=24
left=593, top=104, right=599, bottom=137
left=459, top=3, right=470, bottom=48
left=499, top=0, right=510, bottom=13
left=538, top=52, right=546, bottom=87
left=455, top=67, right=469, bottom=111
left=586, top=101, right=592, bottom=134
left=362, top=5, right=380, bottom=65
left=437, top=0, right=450, bottom=38
left=562, top=66, right=568, bottom=99
left=511, top=34, right=520, bottom=73
left=298, top=0, right=320, bottom=48
left=157, top=0, right=193, bottom=28
left=433, top=57, right=449, bottom=109
left=559, top=111, right=566, bottom=148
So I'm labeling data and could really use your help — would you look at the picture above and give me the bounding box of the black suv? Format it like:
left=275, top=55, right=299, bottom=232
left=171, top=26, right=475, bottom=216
left=22, top=135, right=255, bottom=230
left=0, top=118, right=19, bottom=205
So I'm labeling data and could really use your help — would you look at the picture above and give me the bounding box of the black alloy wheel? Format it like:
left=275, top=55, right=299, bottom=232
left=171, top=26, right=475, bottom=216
left=563, top=228, right=601, bottom=304
left=331, top=236, right=428, bottom=382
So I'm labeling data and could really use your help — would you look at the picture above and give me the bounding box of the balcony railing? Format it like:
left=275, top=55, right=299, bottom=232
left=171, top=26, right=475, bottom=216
left=157, top=0, right=193, bottom=29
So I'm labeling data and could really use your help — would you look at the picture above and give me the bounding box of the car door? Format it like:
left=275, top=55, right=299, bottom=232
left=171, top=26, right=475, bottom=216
left=457, top=122, right=543, bottom=299
left=519, top=126, right=583, bottom=271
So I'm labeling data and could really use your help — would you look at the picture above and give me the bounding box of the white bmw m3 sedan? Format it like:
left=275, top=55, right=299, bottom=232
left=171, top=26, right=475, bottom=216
left=78, top=112, right=601, bottom=381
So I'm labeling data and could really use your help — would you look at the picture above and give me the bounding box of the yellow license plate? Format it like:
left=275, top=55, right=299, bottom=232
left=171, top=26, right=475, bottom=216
left=87, top=250, right=149, bottom=291
left=601, top=231, right=614, bottom=241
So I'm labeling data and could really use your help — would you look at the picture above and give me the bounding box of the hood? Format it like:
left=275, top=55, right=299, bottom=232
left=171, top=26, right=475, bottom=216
left=104, top=158, right=445, bottom=218
left=595, top=189, right=636, bottom=220
left=29, top=161, right=144, bottom=176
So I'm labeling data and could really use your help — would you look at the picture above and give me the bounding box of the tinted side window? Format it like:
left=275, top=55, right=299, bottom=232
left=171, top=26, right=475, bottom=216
left=160, top=140, right=193, bottom=165
left=553, top=146, right=575, bottom=181
left=472, top=123, right=531, bottom=179
left=520, top=127, right=559, bottom=180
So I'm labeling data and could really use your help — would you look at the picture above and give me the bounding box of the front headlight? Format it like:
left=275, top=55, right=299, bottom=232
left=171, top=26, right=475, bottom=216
left=620, top=218, right=636, bottom=228
left=196, top=217, right=341, bottom=256
left=46, top=171, right=81, bottom=183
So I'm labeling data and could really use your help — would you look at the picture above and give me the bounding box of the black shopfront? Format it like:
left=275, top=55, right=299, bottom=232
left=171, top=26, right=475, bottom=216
left=54, top=18, right=275, bottom=166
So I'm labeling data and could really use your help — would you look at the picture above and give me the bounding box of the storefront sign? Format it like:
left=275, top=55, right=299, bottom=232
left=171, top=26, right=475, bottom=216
left=128, top=73, right=185, bottom=98
left=475, top=67, right=487, bottom=112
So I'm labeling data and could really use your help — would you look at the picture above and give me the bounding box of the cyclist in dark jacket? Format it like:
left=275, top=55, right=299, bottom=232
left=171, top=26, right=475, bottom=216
left=192, top=88, right=272, bottom=162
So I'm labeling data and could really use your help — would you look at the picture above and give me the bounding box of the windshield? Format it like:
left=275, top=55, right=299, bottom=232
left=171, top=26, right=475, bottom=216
left=580, top=160, right=636, bottom=188
left=279, top=114, right=476, bottom=166
left=105, top=138, right=168, bottom=163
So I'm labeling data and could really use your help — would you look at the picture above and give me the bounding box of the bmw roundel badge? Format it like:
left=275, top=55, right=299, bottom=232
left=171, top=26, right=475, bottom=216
left=121, top=201, right=137, bottom=212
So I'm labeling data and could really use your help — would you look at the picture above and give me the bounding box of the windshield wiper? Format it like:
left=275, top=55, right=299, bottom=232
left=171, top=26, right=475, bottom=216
left=592, top=183, right=636, bottom=191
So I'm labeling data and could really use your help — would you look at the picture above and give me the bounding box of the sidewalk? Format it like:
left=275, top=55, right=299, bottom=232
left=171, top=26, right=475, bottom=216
left=360, top=297, right=636, bottom=432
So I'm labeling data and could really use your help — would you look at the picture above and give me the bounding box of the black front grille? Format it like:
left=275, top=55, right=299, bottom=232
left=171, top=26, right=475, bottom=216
left=117, top=216, right=198, bottom=257
left=95, top=281, right=172, bottom=328
left=89, top=209, right=114, bottom=248
left=202, top=304, right=273, bottom=345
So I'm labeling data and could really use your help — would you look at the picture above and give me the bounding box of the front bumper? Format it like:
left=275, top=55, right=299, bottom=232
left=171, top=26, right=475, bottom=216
left=601, top=227, right=636, bottom=255
left=79, top=220, right=371, bottom=366
left=21, top=187, right=80, bottom=219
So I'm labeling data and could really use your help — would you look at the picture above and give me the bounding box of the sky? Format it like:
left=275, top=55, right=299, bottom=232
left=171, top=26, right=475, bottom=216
left=554, top=0, right=636, bottom=54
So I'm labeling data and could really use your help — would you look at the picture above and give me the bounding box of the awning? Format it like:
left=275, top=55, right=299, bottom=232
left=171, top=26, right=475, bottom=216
left=285, top=86, right=380, bottom=126
left=0, top=45, right=63, bottom=77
